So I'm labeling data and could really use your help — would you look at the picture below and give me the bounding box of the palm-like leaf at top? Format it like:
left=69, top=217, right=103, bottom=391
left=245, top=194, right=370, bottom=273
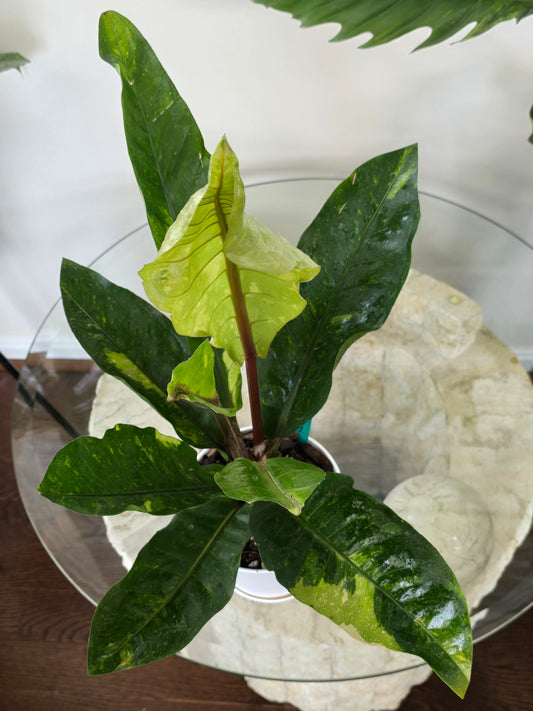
left=251, top=0, right=533, bottom=49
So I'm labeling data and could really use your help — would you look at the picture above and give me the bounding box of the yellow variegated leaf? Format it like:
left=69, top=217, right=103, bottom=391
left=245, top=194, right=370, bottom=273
left=140, top=136, right=319, bottom=365
left=251, top=473, right=472, bottom=698
left=167, top=340, right=237, bottom=416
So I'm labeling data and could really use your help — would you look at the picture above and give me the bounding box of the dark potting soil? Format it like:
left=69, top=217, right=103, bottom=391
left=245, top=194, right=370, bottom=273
left=201, top=432, right=335, bottom=569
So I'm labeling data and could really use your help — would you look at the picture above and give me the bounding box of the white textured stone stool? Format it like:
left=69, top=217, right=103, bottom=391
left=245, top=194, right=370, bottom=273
left=93, top=270, right=533, bottom=711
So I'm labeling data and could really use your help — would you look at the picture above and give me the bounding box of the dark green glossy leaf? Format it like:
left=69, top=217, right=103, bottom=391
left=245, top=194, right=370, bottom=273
left=250, top=473, right=472, bottom=698
left=88, top=497, right=250, bottom=674
left=38, top=425, right=220, bottom=516
left=251, top=1, right=533, bottom=49
left=61, top=258, right=223, bottom=449
left=99, top=11, right=209, bottom=249
left=215, top=457, right=325, bottom=514
left=259, top=145, right=419, bottom=438
left=0, top=52, right=29, bottom=73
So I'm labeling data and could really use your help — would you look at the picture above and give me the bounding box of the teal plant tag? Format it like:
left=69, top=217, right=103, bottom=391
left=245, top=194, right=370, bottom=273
left=296, top=419, right=312, bottom=443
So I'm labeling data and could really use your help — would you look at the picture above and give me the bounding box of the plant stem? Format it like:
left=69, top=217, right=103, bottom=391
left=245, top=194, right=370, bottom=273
left=225, top=259, right=265, bottom=450
left=245, top=355, right=264, bottom=450
left=215, top=414, right=248, bottom=460
left=213, top=154, right=265, bottom=452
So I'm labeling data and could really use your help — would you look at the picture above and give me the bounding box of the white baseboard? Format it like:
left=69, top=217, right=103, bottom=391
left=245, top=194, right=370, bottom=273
left=0, top=337, right=89, bottom=361
left=0, top=338, right=33, bottom=360
left=2, top=337, right=532, bottom=373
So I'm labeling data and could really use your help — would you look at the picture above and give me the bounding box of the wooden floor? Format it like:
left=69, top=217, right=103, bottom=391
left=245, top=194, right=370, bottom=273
left=1, top=369, right=532, bottom=710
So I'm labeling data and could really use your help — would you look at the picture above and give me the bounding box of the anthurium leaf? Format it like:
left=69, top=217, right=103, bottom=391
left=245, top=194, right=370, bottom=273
left=258, top=145, right=419, bottom=438
left=186, top=337, right=242, bottom=410
left=167, top=340, right=237, bottom=416
left=0, top=52, right=29, bottom=73
left=251, top=473, right=472, bottom=698
left=216, top=349, right=243, bottom=411
left=38, top=425, right=220, bottom=516
left=215, top=457, right=326, bottom=515
left=88, top=497, right=250, bottom=674
left=60, top=259, right=223, bottom=449
left=188, top=338, right=242, bottom=407
left=140, top=136, right=320, bottom=365
left=251, top=1, right=533, bottom=50
left=99, top=11, right=209, bottom=249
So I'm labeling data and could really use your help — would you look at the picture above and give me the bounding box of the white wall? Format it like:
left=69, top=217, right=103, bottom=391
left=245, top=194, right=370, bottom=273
left=1, top=0, right=533, bottom=356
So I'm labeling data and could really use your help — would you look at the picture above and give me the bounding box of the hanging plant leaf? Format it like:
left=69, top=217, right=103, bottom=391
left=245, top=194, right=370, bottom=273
left=0, top=52, right=29, bottom=73
left=215, top=457, right=326, bottom=514
left=250, top=1, right=533, bottom=50
left=88, top=497, right=250, bottom=674
left=250, top=473, right=472, bottom=698
left=259, top=145, right=419, bottom=438
left=38, top=425, right=221, bottom=516
left=61, top=259, right=223, bottom=449
left=167, top=340, right=238, bottom=416
left=99, top=11, right=209, bottom=249
left=140, top=136, right=320, bottom=366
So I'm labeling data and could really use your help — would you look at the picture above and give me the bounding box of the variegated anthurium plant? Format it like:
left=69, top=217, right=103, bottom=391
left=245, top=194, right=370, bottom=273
left=38, top=11, right=472, bottom=696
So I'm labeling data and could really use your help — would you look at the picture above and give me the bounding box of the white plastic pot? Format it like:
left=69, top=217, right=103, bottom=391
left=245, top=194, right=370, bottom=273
left=200, top=431, right=340, bottom=604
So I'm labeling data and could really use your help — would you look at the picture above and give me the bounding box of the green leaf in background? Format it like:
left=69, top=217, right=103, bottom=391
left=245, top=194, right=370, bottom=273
left=0, top=52, right=29, bottom=74
left=251, top=473, right=472, bottom=698
left=251, top=0, right=533, bottom=49
left=38, top=425, right=220, bottom=516
left=140, top=137, right=319, bottom=365
left=215, top=457, right=326, bottom=514
left=61, top=259, right=223, bottom=449
left=88, top=497, right=250, bottom=674
left=259, top=145, right=419, bottom=439
left=167, top=340, right=238, bottom=416
left=99, top=11, right=209, bottom=249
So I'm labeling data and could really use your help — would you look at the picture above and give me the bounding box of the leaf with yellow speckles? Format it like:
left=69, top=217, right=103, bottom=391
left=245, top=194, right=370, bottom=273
left=250, top=473, right=472, bottom=698
left=39, top=425, right=220, bottom=515
left=259, top=145, right=419, bottom=439
left=99, top=11, right=209, bottom=249
left=88, top=497, right=250, bottom=674
left=61, top=259, right=223, bottom=449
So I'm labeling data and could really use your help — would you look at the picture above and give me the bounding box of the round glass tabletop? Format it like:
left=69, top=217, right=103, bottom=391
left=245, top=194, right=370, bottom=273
left=11, top=180, right=533, bottom=681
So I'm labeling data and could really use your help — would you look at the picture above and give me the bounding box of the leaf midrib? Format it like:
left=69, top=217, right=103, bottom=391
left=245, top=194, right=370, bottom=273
left=50, top=484, right=219, bottom=500
left=261, top=461, right=300, bottom=513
